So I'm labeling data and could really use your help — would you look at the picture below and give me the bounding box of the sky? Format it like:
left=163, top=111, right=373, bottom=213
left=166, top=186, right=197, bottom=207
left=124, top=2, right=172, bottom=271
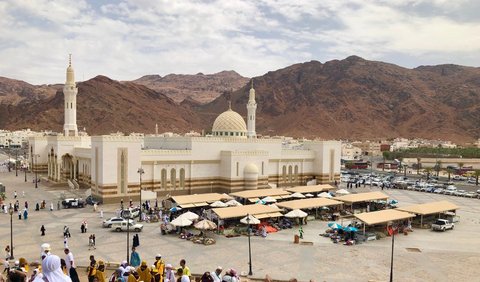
left=1, top=0, right=479, bottom=84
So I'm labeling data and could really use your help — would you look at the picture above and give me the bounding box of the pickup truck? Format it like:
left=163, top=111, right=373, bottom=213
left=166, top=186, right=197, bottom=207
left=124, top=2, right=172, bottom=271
left=431, top=219, right=454, bottom=232
left=62, top=198, right=85, bottom=208
left=112, top=221, right=143, bottom=232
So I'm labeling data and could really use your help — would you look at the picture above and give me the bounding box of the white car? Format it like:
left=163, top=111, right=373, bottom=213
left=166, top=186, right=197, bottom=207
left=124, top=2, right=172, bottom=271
left=454, top=190, right=467, bottom=197
left=431, top=219, right=454, bottom=232
left=433, top=188, right=444, bottom=194
left=465, top=192, right=476, bottom=198
left=103, top=217, right=133, bottom=228
left=112, top=221, right=143, bottom=232
left=444, top=186, right=457, bottom=195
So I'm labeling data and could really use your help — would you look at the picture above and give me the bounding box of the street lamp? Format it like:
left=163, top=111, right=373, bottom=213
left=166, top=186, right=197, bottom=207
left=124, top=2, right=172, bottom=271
left=33, top=154, right=40, bottom=188
left=126, top=212, right=131, bottom=265
left=8, top=204, right=14, bottom=259
left=137, top=168, right=144, bottom=221
left=246, top=214, right=253, bottom=276
left=389, top=225, right=396, bottom=282
left=24, top=150, right=27, bottom=182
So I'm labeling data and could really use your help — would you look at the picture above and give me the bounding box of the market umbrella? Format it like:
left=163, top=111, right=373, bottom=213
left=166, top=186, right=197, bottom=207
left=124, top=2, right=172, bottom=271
left=335, top=189, right=350, bottom=195
left=284, top=209, right=308, bottom=218
left=255, top=199, right=266, bottom=205
left=171, top=216, right=193, bottom=227
left=178, top=211, right=199, bottom=221
left=225, top=199, right=242, bottom=207
left=169, top=206, right=182, bottom=212
left=389, top=199, right=398, bottom=204
left=327, top=222, right=343, bottom=229
left=305, top=193, right=314, bottom=197
left=194, top=219, right=217, bottom=230
left=240, top=214, right=260, bottom=225
left=210, top=201, right=228, bottom=208
left=343, top=226, right=358, bottom=232
left=318, top=192, right=333, bottom=198
left=290, top=192, right=306, bottom=199
left=261, top=196, right=277, bottom=203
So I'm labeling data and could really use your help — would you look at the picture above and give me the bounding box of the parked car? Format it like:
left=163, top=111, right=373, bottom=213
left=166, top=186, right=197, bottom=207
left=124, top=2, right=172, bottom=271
left=121, top=207, right=141, bottom=219
left=85, top=195, right=101, bottom=205
left=454, top=190, right=467, bottom=197
left=433, top=188, right=444, bottom=194
left=62, top=198, right=85, bottom=208
left=444, top=186, right=457, bottom=195
left=431, top=219, right=454, bottom=232
left=112, top=221, right=143, bottom=232
left=465, top=192, right=476, bottom=198
left=102, top=217, right=133, bottom=228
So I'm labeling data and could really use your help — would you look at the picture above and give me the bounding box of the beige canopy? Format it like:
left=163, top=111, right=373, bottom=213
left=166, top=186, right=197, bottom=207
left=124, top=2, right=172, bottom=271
left=354, top=209, right=415, bottom=225
left=277, top=198, right=343, bottom=210
left=230, top=188, right=291, bottom=201
left=171, top=193, right=233, bottom=208
left=285, top=184, right=335, bottom=194
left=212, top=204, right=282, bottom=219
left=335, top=191, right=388, bottom=204
left=396, top=201, right=459, bottom=215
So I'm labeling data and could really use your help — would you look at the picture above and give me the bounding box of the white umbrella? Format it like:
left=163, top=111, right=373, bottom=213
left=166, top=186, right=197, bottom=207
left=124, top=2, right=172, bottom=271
left=171, top=216, right=193, bottom=227
left=318, top=192, right=333, bottom=198
left=336, top=189, right=350, bottom=195
left=284, top=209, right=308, bottom=218
left=240, top=214, right=260, bottom=225
left=261, top=196, right=277, bottom=203
left=178, top=211, right=199, bottom=221
left=225, top=199, right=242, bottom=207
left=290, top=192, right=306, bottom=199
left=210, top=201, right=228, bottom=208
left=305, top=193, right=314, bottom=197
left=194, top=219, right=217, bottom=230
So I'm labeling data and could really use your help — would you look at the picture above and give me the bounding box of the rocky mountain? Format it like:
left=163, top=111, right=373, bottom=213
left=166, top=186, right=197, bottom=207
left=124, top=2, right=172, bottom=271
left=1, top=56, right=479, bottom=142
left=0, top=75, right=203, bottom=134
left=132, top=71, right=249, bottom=104
left=197, top=56, right=480, bottom=143
left=0, top=76, right=60, bottom=105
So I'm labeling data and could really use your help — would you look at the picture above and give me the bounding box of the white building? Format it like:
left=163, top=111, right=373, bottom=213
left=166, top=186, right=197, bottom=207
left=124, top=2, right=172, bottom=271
left=29, top=58, right=341, bottom=203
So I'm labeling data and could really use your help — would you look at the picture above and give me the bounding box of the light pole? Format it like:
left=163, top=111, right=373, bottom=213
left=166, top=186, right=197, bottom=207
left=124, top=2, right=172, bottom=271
left=24, top=150, right=27, bottom=182
left=389, top=225, right=395, bottom=282
left=8, top=204, right=14, bottom=259
left=126, top=213, right=131, bottom=264
left=246, top=214, right=253, bottom=275
left=137, top=168, right=144, bottom=221
left=33, top=154, right=40, bottom=188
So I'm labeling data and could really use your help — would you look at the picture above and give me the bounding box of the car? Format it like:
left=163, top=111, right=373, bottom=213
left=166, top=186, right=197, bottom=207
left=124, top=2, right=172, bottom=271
left=112, top=221, right=143, bottom=232
left=431, top=219, right=454, bottom=232
left=468, top=179, right=477, bottom=184
left=85, top=195, right=100, bottom=205
left=102, top=217, right=133, bottom=228
left=454, top=190, right=467, bottom=197
left=465, top=192, right=476, bottom=198
left=433, top=188, right=444, bottom=194
left=444, top=186, right=457, bottom=195
left=121, top=207, right=141, bottom=219
left=62, top=198, right=85, bottom=208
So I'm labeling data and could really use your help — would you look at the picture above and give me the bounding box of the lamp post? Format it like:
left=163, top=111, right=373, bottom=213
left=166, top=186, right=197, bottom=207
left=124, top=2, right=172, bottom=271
left=389, top=225, right=395, bottom=282
left=24, top=150, right=27, bottom=182
left=246, top=214, right=253, bottom=275
left=137, top=168, right=144, bottom=221
left=33, top=154, right=40, bottom=188
left=8, top=205, right=14, bottom=259
left=126, top=213, right=130, bottom=264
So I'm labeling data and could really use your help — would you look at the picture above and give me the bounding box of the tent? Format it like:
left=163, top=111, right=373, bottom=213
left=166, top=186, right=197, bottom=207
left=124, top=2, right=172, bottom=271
left=284, top=209, right=308, bottom=218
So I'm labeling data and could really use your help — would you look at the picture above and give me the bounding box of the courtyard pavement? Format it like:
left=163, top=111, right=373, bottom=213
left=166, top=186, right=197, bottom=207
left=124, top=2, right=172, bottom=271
left=1, top=163, right=480, bottom=281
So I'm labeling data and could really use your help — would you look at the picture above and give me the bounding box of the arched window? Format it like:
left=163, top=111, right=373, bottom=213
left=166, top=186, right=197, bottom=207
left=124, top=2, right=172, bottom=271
left=282, top=166, right=287, bottom=183
left=171, top=169, right=176, bottom=190
left=161, top=169, right=167, bottom=190
left=180, top=168, right=185, bottom=188
left=294, top=165, right=299, bottom=183
left=120, top=151, right=126, bottom=193
left=288, top=165, right=293, bottom=183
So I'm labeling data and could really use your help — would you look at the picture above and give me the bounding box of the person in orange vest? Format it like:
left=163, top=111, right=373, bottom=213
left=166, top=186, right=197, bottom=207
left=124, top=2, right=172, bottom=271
left=152, top=254, right=165, bottom=282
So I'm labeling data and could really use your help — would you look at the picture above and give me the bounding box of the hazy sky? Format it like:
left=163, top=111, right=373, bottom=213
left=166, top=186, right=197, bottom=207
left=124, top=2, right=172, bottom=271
left=1, top=0, right=479, bottom=84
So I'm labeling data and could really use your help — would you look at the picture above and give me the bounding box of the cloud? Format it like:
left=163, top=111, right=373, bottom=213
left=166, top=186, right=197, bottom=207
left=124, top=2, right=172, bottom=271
left=0, top=0, right=479, bottom=84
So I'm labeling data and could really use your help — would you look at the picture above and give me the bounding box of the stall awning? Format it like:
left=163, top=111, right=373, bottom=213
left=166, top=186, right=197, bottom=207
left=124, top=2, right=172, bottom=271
left=255, top=212, right=284, bottom=219
left=213, top=204, right=282, bottom=219
left=230, top=188, right=291, bottom=200
left=396, top=201, right=459, bottom=215
left=277, top=198, right=343, bottom=210
left=354, top=209, right=415, bottom=225
left=172, top=193, right=232, bottom=207
left=335, top=191, right=388, bottom=204
left=285, top=184, right=335, bottom=194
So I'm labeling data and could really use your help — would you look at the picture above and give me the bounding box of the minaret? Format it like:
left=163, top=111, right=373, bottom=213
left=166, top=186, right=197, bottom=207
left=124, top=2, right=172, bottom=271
left=246, top=79, right=257, bottom=138
left=63, top=54, right=78, bottom=137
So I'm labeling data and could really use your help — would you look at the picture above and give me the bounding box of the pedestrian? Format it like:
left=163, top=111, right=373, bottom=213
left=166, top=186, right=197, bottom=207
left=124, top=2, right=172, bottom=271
left=92, top=234, right=96, bottom=246
left=95, top=260, right=106, bottom=282
left=210, top=266, right=222, bottom=282
left=23, top=208, right=28, bottom=220
left=99, top=208, right=104, bottom=218
left=93, top=203, right=97, bottom=212
left=25, top=201, right=28, bottom=209
left=120, top=199, right=124, bottom=209
left=64, top=248, right=80, bottom=282
left=18, top=210, right=22, bottom=220
left=64, top=236, right=68, bottom=249
left=81, top=223, right=85, bottom=233
left=299, top=226, right=304, bottom=239
left=86, top=260, right=97, bottom=282
left=130, top=247, right=140, bottom=267
left=35, top=203, right=40, bottom=211
left=50, top=202, right=54, bottom=211
left=14, top=191, right=17, bottom=199
left=22, top=191, right=25, bottom=198
left=40, top=225, right=46, bottom=236
left=179, top=259, right=191, bottom=277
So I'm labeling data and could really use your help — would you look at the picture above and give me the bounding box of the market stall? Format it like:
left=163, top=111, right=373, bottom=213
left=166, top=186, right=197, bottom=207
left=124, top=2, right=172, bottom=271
left=171, top=193, right=233, bottom=209
left=230, top=188, right=292, bottom=204
left=354, top=209, right=416, bottom=238
left=285, top=184, right=335, bottom=196
left=396, top=200, right=459, bottom=228
left=276, top=197, right=343, bottom=220
left=335, top=191, right=389, bottom=214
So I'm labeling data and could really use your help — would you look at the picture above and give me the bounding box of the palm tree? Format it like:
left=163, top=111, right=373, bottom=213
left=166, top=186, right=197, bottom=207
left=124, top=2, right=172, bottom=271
left=474, top=170, right=480, bottom=186
left=445, top=168, right=454, bottom=181
left=435, top=160, right=442, bottom=177
left=424, top=167, right=433, bottom=180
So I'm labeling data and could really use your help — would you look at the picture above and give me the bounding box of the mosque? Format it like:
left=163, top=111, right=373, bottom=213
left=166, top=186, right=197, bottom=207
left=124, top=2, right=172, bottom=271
left=29, top=58, right=341, bottom=203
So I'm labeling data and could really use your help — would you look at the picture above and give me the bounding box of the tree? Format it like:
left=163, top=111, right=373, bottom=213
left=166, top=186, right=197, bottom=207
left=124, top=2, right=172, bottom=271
left=424, top=167, right=433, bottom=180
left=434, top=160, right=442, bottom=177
left=445, top=168, right=454, bottom=181
left=474, top=170, right=480, bottom=186
left=458, top=162, right=464, bottom=169
left=416, top=157, right=421, bottom=175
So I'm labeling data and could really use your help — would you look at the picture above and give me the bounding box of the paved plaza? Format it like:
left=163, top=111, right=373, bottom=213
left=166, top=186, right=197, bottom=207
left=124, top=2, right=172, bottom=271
left=1, top=167, right=480, bottom=281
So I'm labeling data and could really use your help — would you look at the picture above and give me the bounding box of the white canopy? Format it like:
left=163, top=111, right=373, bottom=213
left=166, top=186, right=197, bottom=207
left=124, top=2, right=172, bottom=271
left=305, top=193, right=314, bottom=197
left=210, top=201, right=228, bottom=208
left=240, top=214, right=261, bottom=225
left=178, top=211, right=199, bottom=221
left=225, top=199, right=243, bottom=207
left=290, top=192, right=306, bottom=199
left=318, top=192, right=333, bottom=198
left=171, top=216, right=193, bottom=227
left=284, top=209, right=308, bottom=218
left=335, top=189, right=350, bottom=195
left=261, top=196, right=277, bottom=203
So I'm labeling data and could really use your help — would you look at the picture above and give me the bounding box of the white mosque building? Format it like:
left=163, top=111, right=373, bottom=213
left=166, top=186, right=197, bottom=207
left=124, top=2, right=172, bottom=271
left=29, top=58, right=341, bottom=203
